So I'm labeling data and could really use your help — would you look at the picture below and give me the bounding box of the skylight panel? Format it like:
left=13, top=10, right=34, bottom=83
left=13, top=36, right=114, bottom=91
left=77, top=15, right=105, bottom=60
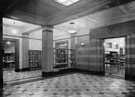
left=54, top=0, right=80, bottom=6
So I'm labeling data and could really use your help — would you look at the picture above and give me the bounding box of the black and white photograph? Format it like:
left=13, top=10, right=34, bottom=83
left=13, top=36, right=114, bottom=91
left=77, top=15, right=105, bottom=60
left=0, top=0, right=135, bottom=97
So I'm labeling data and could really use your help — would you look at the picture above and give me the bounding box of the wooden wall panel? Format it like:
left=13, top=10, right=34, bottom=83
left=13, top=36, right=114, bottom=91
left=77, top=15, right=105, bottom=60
left=0, top=14, right=3, bottom=87
left=88, top=39, right=104, bottom=72
left=75, top=20, right=135, bottom=78
left=76, top=36, right=90, bottom=67
left=126, top=34, right=135, bottom=79
left=75, top=35, right=104, bottom=73
left=90, top=21, right=135, bottom=39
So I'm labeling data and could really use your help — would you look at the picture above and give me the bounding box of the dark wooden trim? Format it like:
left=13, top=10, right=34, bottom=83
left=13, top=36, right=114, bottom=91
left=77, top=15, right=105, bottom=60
left=55, top=40, right=68, bottom=49
left=3, top=38, right=19, bottom=72
left=90, top=21, right=135, bottom=39
left=42, top=68, right=105, bottom=78
left=0, top=15, right=3, bottom=88
left=15, top=68, right=30, bottom=72
left=125, top=74, right=135, bottom=81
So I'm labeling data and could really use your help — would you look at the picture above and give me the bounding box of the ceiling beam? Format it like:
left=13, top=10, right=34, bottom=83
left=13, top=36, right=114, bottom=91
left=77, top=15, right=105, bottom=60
left=23, top=27, right=41, bottom=34
left=4, top=9, right=48, bottom=26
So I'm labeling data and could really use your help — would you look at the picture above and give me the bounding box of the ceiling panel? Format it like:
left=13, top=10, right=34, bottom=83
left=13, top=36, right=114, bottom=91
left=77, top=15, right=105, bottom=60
left=89, top=7, right=124, bottom=22
left=11, top=0, right=62, bottom=18
left=3, top=17, right=40, bottom=33
left=55, top=1, right=135, bottom=33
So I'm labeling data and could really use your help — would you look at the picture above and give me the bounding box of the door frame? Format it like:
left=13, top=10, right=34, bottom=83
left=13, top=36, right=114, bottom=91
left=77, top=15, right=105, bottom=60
left=102, top=37, right=126, bottom=78
left=3, top=38, right=19, bottom=72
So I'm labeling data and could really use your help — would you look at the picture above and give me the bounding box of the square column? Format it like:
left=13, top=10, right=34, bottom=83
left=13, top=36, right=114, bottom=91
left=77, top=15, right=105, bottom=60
left=42, top=25, right=53, bottom=75
left=22, top=33, right=29, bottom=71
left=70, top=33, right=77, bottom=49
left=0, top=13, right=3, bottom=88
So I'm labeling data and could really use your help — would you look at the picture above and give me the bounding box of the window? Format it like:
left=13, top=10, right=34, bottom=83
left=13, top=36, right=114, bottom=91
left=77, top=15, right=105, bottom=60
left=106, top=43, right=112, bottom=48
left=115, top=44, right=119, bottom=49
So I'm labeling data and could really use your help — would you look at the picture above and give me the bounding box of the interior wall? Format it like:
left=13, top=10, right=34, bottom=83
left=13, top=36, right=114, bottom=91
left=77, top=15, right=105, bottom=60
left=75, top=35, right=90, bottom=69
left=3, top=25, right=23, bottom=69
left=29, top=29, right=42, bottom=50
left=75, top=20, right=135, bottom=76
left=53, top=29, right=71, bottom=49
left=4, top=41, right=15, bottom=53
left=74, top=27, right=91, bottom=69
left=29, top=28, right=71, bottom=50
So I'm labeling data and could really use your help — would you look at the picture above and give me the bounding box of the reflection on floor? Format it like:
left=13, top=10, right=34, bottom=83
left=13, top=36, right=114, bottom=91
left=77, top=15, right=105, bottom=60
left=3, top=70, right=42, bottom=84
left=105, top=64, right=125, bottom=79
left=2, top=73, right=135, bottom=97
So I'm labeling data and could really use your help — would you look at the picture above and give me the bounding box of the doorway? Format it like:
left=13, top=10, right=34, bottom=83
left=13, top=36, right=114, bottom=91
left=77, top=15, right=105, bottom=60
left=3, top=40, right=15, bottom=71
left=3, top=38, right=20, bottom=83
left=104, top=37, right=126, bottom=79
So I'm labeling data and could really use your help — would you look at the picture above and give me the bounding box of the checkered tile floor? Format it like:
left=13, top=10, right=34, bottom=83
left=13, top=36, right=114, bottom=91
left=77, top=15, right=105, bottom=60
left=3, top=70, right=42, bottom=84
left=2, top=73, right=135, bottom=97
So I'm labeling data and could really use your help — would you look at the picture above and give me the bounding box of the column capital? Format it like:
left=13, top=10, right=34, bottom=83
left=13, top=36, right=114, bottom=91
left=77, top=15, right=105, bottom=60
left=42, top=25, right=53, bottom=33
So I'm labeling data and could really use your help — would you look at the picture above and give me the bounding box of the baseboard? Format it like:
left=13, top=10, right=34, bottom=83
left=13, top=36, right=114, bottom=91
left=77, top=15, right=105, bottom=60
left=15, top=68, right=30, bottom=72
left=42, top=68, right=105, bottom=78
left=74, top=68, right=105, bottom=76
left=42, top=68, right=75, bottom=77
left=0, top=78, right=3, bottom=88
left=125, top=74, right=135, bottom=81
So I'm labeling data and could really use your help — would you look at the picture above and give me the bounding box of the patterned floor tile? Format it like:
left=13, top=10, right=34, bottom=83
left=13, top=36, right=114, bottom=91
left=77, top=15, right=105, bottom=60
left=1, top=73, right=135, bottom=97
left=3, top=70, right=42, bottom=84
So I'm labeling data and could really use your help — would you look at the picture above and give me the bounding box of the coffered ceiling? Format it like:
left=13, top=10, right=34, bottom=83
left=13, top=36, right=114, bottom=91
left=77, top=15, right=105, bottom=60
left=1, top=0, right=134, bottom=26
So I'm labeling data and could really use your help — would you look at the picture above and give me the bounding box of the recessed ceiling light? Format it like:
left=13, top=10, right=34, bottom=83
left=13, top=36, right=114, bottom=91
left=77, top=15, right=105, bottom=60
left=12, top=29, right=17, bottom=34
left=54, top=0, right=80, bottom=6
left=68, top=30, right=77, bottom=33
left=6, top=41, right=11, bottom=45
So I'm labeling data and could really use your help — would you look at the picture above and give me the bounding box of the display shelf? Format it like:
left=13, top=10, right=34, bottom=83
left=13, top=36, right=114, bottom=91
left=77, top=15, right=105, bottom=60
left=54, top=49, right=75, bottom=69
left=29, top=50, right=42, bottom=69
left=3, top=53, right=15, bottom=68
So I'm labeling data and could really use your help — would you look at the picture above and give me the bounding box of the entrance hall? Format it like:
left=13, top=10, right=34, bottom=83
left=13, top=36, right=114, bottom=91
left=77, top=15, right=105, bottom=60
left=0, top=0, right=135, bottom=97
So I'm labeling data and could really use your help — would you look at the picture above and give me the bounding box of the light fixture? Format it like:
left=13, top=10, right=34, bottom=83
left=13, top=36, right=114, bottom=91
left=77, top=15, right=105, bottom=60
left=54, top=0, right=80, bottom=6
left=12, top=29, right=17, bottom=34
left=6, top=41, right=11, bottom=45
left=81, top=43, right=85, bottom=47
left=68, top=30, right=76, bottom=33
left=68, top=22, right=77, bottom=34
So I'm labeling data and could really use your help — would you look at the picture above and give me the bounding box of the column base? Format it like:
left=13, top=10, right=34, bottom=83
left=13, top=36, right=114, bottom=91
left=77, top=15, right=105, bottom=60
left=125, top=74, right=135, bottom=81
left=0, top=78, right=3, bottom=88
left=15, top=68, right=30, bottom=72
left=42, top=68, right=105, bottom=77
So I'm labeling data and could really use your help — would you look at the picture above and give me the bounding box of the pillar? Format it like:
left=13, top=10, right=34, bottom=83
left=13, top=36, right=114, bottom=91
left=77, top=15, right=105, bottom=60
left=22, top=33, right=29, bottom=71
left=70, top=33, right=77, bottom=49
left=70, top=33, right=77, bottom=68
left=0, top=13, right=3, bottom=88
left=42, top=25, right=53, bottom=76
